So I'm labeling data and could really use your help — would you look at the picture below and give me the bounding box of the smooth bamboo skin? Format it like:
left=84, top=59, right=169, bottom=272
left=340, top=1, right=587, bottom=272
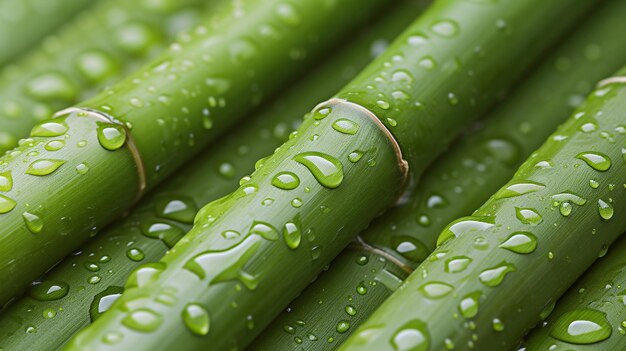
left=524, top=234, right=626, bottom=350
left=0, top=4, right=406, bottom=348
left=0, top=0, right=388, bottom=307
left=252, top=2, right=626, bottom=348
left=0, top=0, right=215, bottom=153
left=339, top=69, right=626, bottom=350
left=0, top=0, right=93, bottom=67
left=67, top=101, right=406, bottom=351
left=67, top=0, right=596, bottom=349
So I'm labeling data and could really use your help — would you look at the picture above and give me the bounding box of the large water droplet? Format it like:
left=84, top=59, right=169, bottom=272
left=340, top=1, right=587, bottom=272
left=26, top=159, right=65, bottom=176
left=437, top=217, right=494, bottom=246
left=332, top=119, right=360, bottom=135
left=31, top=121, right=68, bottom=137
left=499, top=232, right=537, bottom=254
left=0, top=171, right=12, bottom=192
left=97, top=122, right=127, bottom=151
left=390, top=319, right=430, bottom=351
left=549, top=309, right=612, bottom=344
left=141, top=221, right=185, bottom=248
left=283, top=222, right=301, bottom=249
left=90, top=286, right=124, bottom=322
left=459, top=292, right=481, bottom=318
left=23, top=211, right=44, bottom=234
left=576, top=152, right=611, bottom=171
left=155, top=197, right=198, bottom=224
left=294, top=152, right=343, bottom=189
left=597, top=199, right=614, bottom=220
left=479, top=262, right=516, bottom=287
left=125, top=262, right=166, bottom=289
left=0, top=195, right=16, bottom=213
left=515, top=207, right=543, bottom=225
left=419, top=282, right=453, bottom=299
left=272, top=172, right=300, bottom=190
left=496, top=181, right=544, bottom=199
left=445, top=256, right=472, bottom=273
left=122, top=308, right=163, bottom=332
left=28, top=280, right=69, bottom=301
left=182, top=303, right=210, bottom=336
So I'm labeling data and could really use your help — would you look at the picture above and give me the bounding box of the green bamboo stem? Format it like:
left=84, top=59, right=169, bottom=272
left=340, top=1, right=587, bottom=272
left=251, top=1, right=626, bottom=348
left=66, top=0, right=595, bottom=350
left=524, top=234, right=626, bottom=350
left=339, top=67, right=626, bottom=350
left=0, top=0, right=93, bottom=67
left=0, top=0, right=215, bottom=153
left=0, top=0, right=387, bottom=306
left=0, top=4, right=411, bottom=349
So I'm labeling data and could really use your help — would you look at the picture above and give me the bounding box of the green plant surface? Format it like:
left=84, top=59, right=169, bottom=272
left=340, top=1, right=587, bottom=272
left=65, top=0, right=595, bottom=349
left=338, top=66, right=626, bottom=350
left=0, top=0, right=388, bottom=307
left=251, top=1, right=626, bottom=348
left=0, top=0, right=94, bottom=67
left=0, top=0, right=216, bottom=153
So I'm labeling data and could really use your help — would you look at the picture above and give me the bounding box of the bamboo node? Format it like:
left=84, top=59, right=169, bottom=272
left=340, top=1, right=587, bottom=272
left=597, top=76, right=626, bottom=88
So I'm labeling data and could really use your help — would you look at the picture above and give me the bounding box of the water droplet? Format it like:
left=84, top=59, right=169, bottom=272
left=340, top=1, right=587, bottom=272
left=0, top=195, right=17, bottom=213
left=155, top=197, right=197, bottom=224
left=550, top=309, right=612, bottom=344
left=447, top=92, right=458, bottom=105
left=28, top=280, right=69, bottom=301
left=43, top=308, right=57, bottom=319
left=294, top=152, right=343, bottom=189
left=77, top=50, right=119, bottom=83
left=580, top=122, right=598, bottom=133
left=356, top=281, right=368, bottom=295
left=445, top=256, right=472, bottom=273
left=272, top=172, right=300, bottom=190
left=437, top=217, right=494, bottom=246
left=348, top=151, right=364, bottom=163
left=391, top=319, right=430, bottom=351
left=182, top=303, right=210, bottom=336
left=345, top=305, right=357, bottom=316
left=459, top=292, right=481, bottom=318
left=336, top=320, right=350, bottom=333
left=97, top=122, right=126, bottom=151
left=122, top=308, right=163, bottom=332
left=43, top=140, right=65, bottom=152
left=283, top=222, right=301, bottom=249
left=127, top=248, right=145, bottom=261
left=90, top=286, right=124, bottom=322
left=597, top=199, right=614, bottom=220
left=313, top=107, right=331, bottom=120
left=125, top=262, right=166, bottom=289
left=499, top=232, right=537, bottom=254
left=430, top=19, right=459, bottom=37
left=576, top=152, right=611, bottom=171
left=492, top=318, right=505, bottom=332
left=76, top=163, right=90, bottom=175
left=496, top=181, right=544, bottom=199
left=515, top=207, right=543, bottom=225
left=376, top=100, right=390, bottom=110
left=392, top=236, right=429, bottom=263
left=140, top=221, right=185, bottom=248
left=0, top=171, right=13, bottom=191
left=332, top=119, right=360, bottom=135
left=26, top=72, right=77, bottom=101
left=22, top=211, right=44, bottom=234
left=291, top=198, right=303, bottom=208
left=418, top=56, right=436, bottom=70
left=31, top=121, right=68, bottom=137
left=419, top=282, right=453, bottom=299
left=26, top=159, right=65, bottom=176
left=479, top=262, right=516, bottom=287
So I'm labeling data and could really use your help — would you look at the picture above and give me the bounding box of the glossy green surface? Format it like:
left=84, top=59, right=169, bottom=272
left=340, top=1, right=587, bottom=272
left=67, top=100, right=405, bottom=350
left=249, top=0, right=626, bottom=350
left=339, top=67, right=626, bottom=350
left=252, top=2, right=626, bottom=348
left=67, top=0, right=595, bottom=349
left=525, top=234, right=626, bottom=350
left=0, top=0, right=214, bottom=153
left=337, top=0, right=595, bottom=171
left=0, top=7, right=401, bottom=349
left=0, top=0, right=387, bottom=306
left=0, top=0, right=93, bottom=67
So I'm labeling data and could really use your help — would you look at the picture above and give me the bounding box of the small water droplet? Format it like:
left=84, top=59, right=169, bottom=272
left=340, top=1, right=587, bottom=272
left=127, top=248, right=145, bottom=261
left=90, top=286, right=124, bottom=322
left=430, top=19, right=459, bottom=37
left=515, top=207, right=543, bottom=225
left=22, top=211, right=44, bottom=234
left=438, top=217, right=494, bottom=246
left=28, top=280, right=69, bottom=301
left=336, top=320, right=350, bottom=333
left=459, top=292, right=481, bottom=318
left=419, top=282, right=454, bottom=299
left=332, top=119, right=360, bottom=135
left=479, top=262, right=516, bottom=287
left=445, top=256, right=472, bottom=273
left=122, top=308, right=163, bottom=332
